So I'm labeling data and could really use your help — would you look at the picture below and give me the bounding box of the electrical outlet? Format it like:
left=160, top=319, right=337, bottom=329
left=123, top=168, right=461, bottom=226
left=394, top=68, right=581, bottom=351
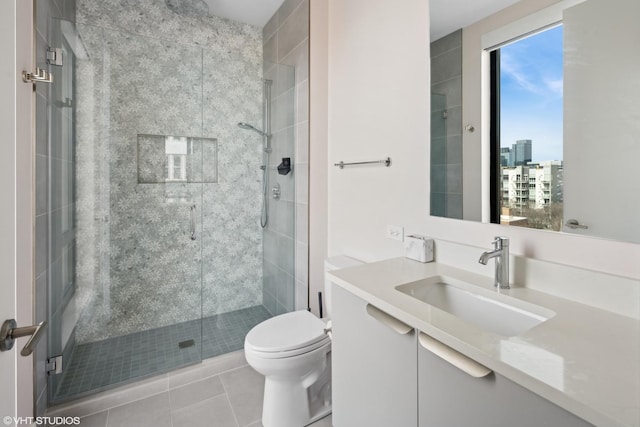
left=386, top=225, right=404, bottom=241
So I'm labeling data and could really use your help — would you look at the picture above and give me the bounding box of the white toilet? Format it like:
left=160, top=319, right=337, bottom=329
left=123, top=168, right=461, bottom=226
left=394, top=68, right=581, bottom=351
left=244, top=256, right=363, bottom=427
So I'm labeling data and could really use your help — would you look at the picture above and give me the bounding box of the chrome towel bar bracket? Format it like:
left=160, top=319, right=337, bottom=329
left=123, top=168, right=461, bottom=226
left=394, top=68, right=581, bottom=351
left=334, top=157, right=391, bottom=169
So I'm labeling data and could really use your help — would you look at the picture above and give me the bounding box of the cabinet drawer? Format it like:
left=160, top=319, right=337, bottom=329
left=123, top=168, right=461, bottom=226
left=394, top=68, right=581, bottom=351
left=332, top=285, right=418, bottom=427
left=418, top=332, right=592, bottom=427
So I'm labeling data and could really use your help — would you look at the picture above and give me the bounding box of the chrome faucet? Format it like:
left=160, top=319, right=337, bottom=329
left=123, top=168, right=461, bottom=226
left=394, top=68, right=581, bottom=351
left=478, top=237, right=510, bottom=289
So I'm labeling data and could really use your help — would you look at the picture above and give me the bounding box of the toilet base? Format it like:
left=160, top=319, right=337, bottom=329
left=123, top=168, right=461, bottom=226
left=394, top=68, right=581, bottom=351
left=261, top=351, right=332, bottom=427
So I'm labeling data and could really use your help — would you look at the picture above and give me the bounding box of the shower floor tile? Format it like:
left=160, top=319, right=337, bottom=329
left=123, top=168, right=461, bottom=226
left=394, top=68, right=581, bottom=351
left=52, top=305, right=272, bottom=403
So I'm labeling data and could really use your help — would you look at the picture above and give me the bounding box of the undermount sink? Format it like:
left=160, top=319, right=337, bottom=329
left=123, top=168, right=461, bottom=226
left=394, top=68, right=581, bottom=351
left=396, top=276, right=555, bottom=337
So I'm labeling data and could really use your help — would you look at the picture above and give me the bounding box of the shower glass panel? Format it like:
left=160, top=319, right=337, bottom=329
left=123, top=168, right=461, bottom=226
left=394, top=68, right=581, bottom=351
left=47, top=19, right=205, bottom=403
left=46, top=18, right=78, bottom=403
left=44, top=13, right=295, bottom=405
left=262, top=64, right=296, bottom=316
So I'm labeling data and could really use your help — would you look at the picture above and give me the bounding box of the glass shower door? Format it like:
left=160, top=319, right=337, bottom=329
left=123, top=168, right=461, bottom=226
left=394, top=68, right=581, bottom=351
left=262, top=64, right=297, bottom=316
left=46, top=17, right=79, bottom=403
left=47, top=19, right=205, bottom=403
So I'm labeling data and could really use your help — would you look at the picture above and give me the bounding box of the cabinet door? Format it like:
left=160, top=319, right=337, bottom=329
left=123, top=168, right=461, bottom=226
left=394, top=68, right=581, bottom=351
left=418, top=332, right=592, bottom=427
left=332, top=285, right=417, bottom=427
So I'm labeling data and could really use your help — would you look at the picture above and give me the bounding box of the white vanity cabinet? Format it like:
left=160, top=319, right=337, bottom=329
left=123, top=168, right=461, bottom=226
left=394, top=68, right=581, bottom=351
left=417, top=332, right=593, bottom=427
left=332, top=285, right=594, bottom=427
left=332, top=285, right=418, bottom=427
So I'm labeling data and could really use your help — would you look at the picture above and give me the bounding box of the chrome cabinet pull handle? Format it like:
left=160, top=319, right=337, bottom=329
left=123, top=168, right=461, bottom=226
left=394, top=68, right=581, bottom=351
left=1, top=319, right=48, bottom=356
left=190, top=204, right=197, bottom=241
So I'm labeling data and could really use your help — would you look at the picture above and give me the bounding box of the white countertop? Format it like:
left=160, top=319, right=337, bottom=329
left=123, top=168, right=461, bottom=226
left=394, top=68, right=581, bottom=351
left=328, top=258, right=640, bottom=427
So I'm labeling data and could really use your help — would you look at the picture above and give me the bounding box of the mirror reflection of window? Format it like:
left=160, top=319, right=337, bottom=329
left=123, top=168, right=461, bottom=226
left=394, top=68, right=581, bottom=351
left=165, top=136, right=188, bottom=182
left=490, top=25, right=564, bottom=231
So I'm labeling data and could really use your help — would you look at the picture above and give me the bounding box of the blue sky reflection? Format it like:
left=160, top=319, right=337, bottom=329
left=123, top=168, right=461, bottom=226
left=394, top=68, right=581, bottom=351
left=500, top=25, right=564, bottom=162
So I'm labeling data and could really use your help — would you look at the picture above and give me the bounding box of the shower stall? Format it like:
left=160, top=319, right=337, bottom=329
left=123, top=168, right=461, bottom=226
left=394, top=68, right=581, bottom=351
left=38, top=0, right=300, bottom=405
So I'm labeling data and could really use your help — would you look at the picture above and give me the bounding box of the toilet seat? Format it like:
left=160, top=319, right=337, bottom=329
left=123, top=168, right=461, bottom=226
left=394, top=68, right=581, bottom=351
left=246, top=337, right=330, bottom=359
left=245, top=310, right=330, bottom=359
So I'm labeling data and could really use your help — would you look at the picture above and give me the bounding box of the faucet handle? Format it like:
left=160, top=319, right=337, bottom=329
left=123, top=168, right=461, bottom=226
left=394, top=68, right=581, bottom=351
left=492, top=236, right=509, bottom=249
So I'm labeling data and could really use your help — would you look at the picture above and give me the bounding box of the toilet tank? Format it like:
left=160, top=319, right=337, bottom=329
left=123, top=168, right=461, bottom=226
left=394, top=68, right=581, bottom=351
left=324, top=256, right=363, bottom=317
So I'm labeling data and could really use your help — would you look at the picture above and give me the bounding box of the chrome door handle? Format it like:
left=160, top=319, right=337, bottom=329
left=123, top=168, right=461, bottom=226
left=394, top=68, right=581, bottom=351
left=190, top=204, right=197, bottom=241
left=565, top=219, right=588, bottom=230
left=0, top=319, right=48, bottom=356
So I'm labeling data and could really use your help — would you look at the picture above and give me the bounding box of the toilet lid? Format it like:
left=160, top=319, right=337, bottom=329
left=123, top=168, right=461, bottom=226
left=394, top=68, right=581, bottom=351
left=245, top=310, right=328, bottom=353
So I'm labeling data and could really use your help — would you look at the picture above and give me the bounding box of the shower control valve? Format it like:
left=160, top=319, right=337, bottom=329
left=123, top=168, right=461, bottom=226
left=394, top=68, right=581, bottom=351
left=272, top=183, right=281, bottom=200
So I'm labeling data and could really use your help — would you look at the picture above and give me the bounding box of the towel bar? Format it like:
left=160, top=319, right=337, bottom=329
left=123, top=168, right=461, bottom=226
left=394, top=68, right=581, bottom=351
left=334, top=157, right=391, bottom=169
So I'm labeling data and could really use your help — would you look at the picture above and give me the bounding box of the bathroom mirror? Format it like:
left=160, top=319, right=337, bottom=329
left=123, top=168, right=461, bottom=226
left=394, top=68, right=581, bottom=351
left=429, top=0, right=640, bottom=244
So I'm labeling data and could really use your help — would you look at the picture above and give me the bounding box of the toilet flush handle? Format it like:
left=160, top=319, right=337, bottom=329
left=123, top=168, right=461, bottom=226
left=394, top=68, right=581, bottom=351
left=323, top=321, right=332, bottom=339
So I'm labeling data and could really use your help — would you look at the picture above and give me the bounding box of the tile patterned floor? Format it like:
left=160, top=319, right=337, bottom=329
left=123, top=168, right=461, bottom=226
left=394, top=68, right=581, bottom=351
left=53, top=306, right=272, bottom=402
left=49, top=350, right=332, bottom=427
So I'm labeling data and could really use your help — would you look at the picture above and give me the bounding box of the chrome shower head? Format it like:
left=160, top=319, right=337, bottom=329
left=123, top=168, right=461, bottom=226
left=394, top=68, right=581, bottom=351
left=237, top=122, right=270, bottom=138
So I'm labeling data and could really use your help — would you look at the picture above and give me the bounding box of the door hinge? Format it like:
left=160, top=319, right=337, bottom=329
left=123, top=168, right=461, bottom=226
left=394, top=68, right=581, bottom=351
left=47, top=47, right=63, bottom=66
left=46, top=355, right=63, bottom=375
left=22, top=68, right=53, bottom=84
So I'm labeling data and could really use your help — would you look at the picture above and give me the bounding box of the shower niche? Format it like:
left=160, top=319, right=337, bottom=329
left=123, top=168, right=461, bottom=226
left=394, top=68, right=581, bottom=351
left=137, top=134, right=218, bottom=184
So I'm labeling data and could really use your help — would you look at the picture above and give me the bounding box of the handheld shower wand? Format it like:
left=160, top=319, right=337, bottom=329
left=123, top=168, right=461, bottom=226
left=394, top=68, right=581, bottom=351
left=238, top=78, right=273, bottom=228
left=237, top=121, right=271, bottom=228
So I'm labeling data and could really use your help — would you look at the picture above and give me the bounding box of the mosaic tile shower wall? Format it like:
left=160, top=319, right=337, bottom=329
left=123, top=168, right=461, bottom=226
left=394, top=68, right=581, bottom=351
left=74, top=0, right=264, bottom=344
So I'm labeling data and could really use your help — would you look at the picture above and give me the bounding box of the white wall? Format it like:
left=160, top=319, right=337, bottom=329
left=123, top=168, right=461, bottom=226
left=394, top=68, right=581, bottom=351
left=0, top=0, right=35, bottom=418
left=319, top=0, right=640, bottom=287
left=327, top=0, right=430, bottom=261
left=15, top=0, right=34, bottom=415
left=0, top=1, right=18, bottom=420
